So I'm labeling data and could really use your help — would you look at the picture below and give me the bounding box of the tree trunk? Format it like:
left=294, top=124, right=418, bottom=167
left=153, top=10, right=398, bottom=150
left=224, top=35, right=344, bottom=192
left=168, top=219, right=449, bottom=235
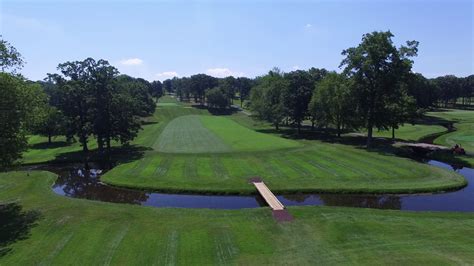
left=337, top=123, right=341, bottom=137
left=311, top=121, right=315, bottom=131
left=48, top=134, right=52, bottom=144
left=297, top=123, right=301, bottom=134
left=392, top=126, right=395, bottom=141
left=275, top=123, right=279, bottom=131
left=240, top=97, right=243, bottom=108
left=81, top=136, right=89, bottom=169
left=367, top=126, right=373, bottom=148
left=97, top=137, right=104, bottom=153
left=106, top=137, right=111, bottom=156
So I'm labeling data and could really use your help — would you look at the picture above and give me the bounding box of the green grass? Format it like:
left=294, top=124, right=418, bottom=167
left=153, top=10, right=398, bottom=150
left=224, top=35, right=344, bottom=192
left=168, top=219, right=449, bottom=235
left=103, top=142, right=465, bottom=194
left=23, top=100, right=468, bottom=194
left=21, top=104, right=208, bottom=164
left=372, top=124, right=447, bottom=142
left=201, top=116, right=300, bottom=151
left=155, top=115, right=300, bottom=153
left=428, top=109, right=474, bottom=166
left=1, top=171, right=474, bottom=265
left=429, top=110, right=474, bottom=150
left=156, top=115, right=233, bottom=153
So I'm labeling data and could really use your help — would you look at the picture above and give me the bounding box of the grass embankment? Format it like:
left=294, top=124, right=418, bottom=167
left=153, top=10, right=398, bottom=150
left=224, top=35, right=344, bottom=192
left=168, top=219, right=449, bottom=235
left=428, top=109, right=474, bottom=167
left=103, top=142, right=465, bottom=194
left=1, top=171, right=474, bottom=264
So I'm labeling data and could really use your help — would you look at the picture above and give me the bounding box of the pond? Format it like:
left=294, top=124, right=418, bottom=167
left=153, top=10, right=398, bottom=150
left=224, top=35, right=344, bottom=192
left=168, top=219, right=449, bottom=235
left=29, top=160, right=474, bottom=211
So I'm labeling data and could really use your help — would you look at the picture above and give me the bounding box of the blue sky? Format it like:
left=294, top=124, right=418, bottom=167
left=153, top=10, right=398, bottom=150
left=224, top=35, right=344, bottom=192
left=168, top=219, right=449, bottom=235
left=1, top=0, right=472, bottom=81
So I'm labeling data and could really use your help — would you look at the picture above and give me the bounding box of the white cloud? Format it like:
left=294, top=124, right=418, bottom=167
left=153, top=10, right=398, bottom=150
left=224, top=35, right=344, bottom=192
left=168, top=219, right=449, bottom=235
left=155, top=71, right=179, bottom=80
left=305, top=23, right=313, bottom=28
left=119, top=58, right=143, bottom=66
left=292, top=65, right=300, bottom=70
left=206, top=68, right=244, bottom=78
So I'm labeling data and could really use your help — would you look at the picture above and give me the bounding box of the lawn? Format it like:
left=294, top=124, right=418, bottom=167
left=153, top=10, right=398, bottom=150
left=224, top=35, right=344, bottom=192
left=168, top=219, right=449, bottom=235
left=156, top=115, right=300, bottom=153
left=1, top=171, right=474, bottom=265
left=102, top=142, right=465, bottom=194
left=428, top=109, right=474, bottom=166
left=23, top=101, right=467, bottom=194
left=371, top=124, right=447, bottom=142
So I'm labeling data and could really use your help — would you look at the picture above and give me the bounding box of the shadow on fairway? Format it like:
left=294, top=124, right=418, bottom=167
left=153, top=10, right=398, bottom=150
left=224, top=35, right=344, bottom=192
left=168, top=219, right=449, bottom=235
left=0, top=203, right=41, bottom=257
left=29, top=141, right=70, bottom=150
left=191, top=104, right=240, bottom=116
left=51, top=145, right=151, bottom=165
left=257, top=126, right=420, bottom=159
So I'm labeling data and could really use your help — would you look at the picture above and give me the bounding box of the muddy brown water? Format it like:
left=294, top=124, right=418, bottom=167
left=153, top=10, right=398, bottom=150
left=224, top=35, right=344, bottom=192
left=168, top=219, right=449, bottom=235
left=25, top=160, right=474, bottom=211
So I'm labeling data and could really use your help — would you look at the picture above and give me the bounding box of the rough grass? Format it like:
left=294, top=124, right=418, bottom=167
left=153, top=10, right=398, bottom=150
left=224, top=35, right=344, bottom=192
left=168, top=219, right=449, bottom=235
left=103, top=142, right=466, bottom=194
left=1, top=171, right=474, bottom=265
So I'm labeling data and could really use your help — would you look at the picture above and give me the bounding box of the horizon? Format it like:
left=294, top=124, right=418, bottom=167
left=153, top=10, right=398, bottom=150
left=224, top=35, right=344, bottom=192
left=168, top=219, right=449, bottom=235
left=1, top=0, right=473, bottom=82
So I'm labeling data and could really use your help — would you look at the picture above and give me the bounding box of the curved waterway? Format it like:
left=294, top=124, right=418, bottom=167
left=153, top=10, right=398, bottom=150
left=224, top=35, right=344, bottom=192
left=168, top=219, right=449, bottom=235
left=33, top=160, right=473, bottom=211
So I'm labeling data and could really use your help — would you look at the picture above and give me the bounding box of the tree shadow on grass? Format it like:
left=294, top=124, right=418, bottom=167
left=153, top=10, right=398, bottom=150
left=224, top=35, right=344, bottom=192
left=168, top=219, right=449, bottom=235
left=51, top=145, right=152, bottom=165
left=0, top=203, right=42, bottom=257
left=257, top=125, right=420, bottom=159
left=141, top=121, right=159, bottom=126
left=29, top=141, right=70, bottom=150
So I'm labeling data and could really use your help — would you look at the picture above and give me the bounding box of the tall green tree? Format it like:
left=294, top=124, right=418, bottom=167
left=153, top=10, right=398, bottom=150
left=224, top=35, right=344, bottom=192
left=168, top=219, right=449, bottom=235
left=33, top=106, right=67, bottom=144
left=0, top=74, right=47, bottom=169
left=340, top=31, right=418, bottom=147
left=250, top=69, right=288, bottom=130
left=236, top=77, right=253, bottom=107
left=0, top=36, right=24, bottom=73
left=308, top=73, right=356, bottom=136
left=282, top=70, right=314, bottom=133
left=385, top=89, right=417, bottom=140
left=205, top=87, right=229, bottom=109
left=0, top=37, right=48, bottom=169
left=218, top=76, right=237, bottom=105
left=150, top=80, right=163, bottom=99
left=189, top=74, right=218, bottom=104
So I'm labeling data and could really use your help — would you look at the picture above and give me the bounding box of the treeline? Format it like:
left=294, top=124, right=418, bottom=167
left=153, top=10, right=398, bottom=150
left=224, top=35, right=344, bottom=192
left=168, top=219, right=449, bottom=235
left=164, top=31, right=473, bottom=147
left=161, top=75, right=253, bottom=108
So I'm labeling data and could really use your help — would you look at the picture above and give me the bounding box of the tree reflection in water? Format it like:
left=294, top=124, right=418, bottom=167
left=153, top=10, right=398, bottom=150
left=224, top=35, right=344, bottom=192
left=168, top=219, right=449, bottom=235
left=53, top=167, right=149, bottom=205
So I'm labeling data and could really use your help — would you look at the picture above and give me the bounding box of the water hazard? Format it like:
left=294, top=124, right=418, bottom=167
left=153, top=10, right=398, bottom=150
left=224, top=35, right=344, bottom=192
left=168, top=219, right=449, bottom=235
left=36, top=160, right=474, bottom=211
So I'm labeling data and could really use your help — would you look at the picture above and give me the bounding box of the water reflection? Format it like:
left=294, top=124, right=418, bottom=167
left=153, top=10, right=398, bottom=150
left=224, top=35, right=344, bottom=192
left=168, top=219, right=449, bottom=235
left=37, top=160, right=474, bottom=212
left=280, top=194, right=402, bottom=210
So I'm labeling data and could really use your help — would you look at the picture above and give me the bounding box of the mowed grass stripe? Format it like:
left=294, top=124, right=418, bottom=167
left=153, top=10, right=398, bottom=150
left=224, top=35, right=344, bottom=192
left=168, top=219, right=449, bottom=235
left=200, top=115, right=301, bottom=151
left=104, top=144, right=465, bottom=193
left=156, top=115, right=232, bottom=153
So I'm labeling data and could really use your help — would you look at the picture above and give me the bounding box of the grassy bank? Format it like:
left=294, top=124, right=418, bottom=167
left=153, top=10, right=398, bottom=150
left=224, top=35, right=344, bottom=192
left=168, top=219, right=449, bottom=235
left=1, top=171, right=474, bottom=265
left=102, top=142, right=466, bottom=194
left=428, top=109, right=474, bottom=167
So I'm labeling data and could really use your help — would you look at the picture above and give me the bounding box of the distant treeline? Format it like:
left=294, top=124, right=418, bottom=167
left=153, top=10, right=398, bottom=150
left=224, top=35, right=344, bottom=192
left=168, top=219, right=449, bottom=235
left=161, top=70, right=473, bottom=110
left=161, top=31, right=472, bottom=146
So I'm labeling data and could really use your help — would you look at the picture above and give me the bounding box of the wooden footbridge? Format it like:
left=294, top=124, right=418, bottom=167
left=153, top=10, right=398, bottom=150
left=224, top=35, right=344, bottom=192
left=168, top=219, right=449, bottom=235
left=253, top=181, right=285, bottom=210
left=250, top=178, right=293, bottom=221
